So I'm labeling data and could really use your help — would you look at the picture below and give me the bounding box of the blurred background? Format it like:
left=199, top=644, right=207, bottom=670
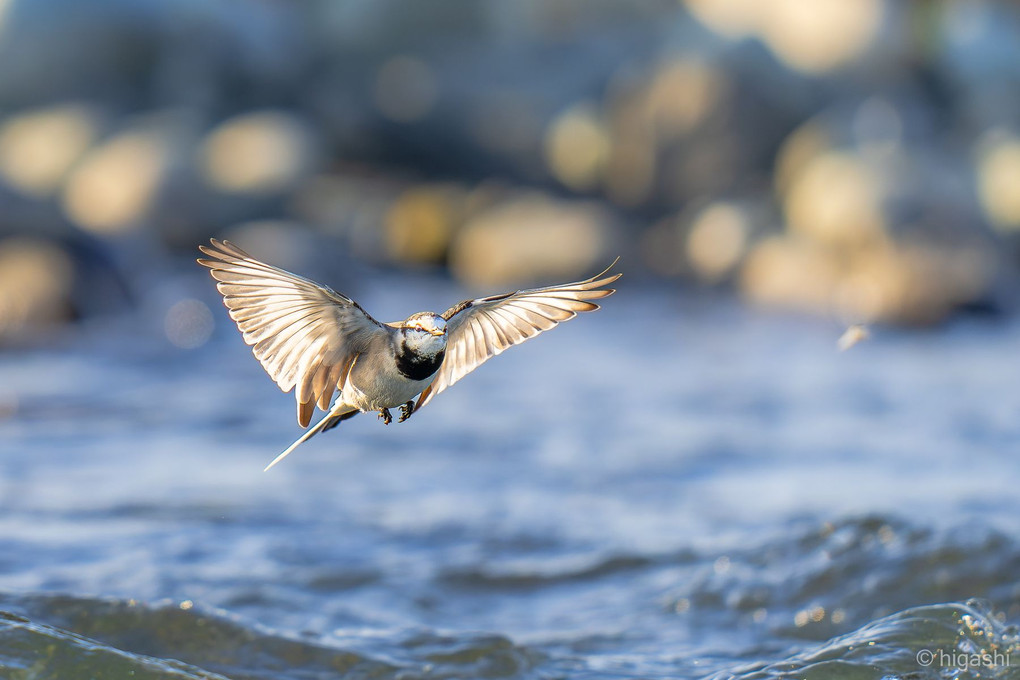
left=2, top=2, right=1020, bottom=679
left=0, top=0, right=1017, bottom=343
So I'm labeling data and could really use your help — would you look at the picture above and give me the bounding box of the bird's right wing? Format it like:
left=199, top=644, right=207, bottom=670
left=414, top=260, right=620, bottom=411
left=198, top=239, right=386, bottom=427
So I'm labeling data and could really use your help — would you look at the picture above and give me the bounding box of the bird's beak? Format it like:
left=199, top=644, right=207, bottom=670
left=429, top=328, right=445, bottom=336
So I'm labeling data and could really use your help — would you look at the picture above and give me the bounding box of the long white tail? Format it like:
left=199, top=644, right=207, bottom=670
left=263, top=405, right=358, bottom=471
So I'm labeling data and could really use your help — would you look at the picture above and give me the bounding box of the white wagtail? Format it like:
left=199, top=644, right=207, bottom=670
left=198, top=239, right=620, bottom=470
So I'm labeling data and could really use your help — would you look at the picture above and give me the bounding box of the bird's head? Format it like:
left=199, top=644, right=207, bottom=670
left=399, top=312, right=447, bottom=359
left=403, top=312, right=447, bottom=337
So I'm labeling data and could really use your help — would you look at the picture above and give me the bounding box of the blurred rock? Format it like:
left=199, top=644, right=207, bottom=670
left=61, top=118, right=178, bottom=236
left=783, top=150, right=885, bottom=248
left=0, top=0, right=1014, bottom=334
left=740, top=234, right=997, bottom=326
left=975, top=129, right=1020, bottom=235
left=685, top=203, right=752, bottom=282
left=641, top=199, right=762, bottom=283
left=290, top=171, right=410, bottom=265
left=683, top=0, right=887, bottom=74
left=738, top=98, right=1006, bottom=325
left=544, top=102, right=610, bottom=192
left=757, top=0, right=885, bottom=75
left=642, top=57, right=724, bottom=141
left=0, top=103, right=102, bottom=199
left=0, top=237, right=74, bottom=342
left=200, top=111, right=319, bottom=196
left=600, top=47, right=804, bottom=210
left=449, top=193, right=613, bottom=289
left=384, top=184, right=467, bottom=265
left=739, top=236, right=841, bottom=317
left=680, top=0, right=761, bottom=40
left=292, top=173, right=618, bottom=283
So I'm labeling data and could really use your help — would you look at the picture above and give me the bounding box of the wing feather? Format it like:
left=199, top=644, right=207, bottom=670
left=414, top=260, right=620, bottom=411
left=469, top=319, right=487, bottom=360
left=492, top=308, right=525, bottom=344
left=502, top=304, right=558, bottom=332
left=198, top=239, right=385, bottom=426
left=480, top=309, right=510, bottom=348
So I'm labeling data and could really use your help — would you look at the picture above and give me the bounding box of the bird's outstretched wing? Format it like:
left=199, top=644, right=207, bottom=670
left=198, top=239, right=386, bottom=427
left=414, top=260, right=621, bottom=411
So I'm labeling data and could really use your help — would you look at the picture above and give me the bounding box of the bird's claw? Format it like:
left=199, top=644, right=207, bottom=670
left=378, top=408, right=392, bottom=425
left=398, top=401, right=414, bottom=423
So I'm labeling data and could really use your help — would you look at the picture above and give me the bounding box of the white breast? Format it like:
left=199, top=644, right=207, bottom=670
left=341, top=336, right=445, bottom=411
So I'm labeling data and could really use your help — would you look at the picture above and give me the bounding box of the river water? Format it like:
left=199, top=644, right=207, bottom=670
left=1, top=279, right=1019, bottom=679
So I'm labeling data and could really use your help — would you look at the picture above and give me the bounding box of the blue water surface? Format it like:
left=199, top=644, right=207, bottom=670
left=1, top=281, right=1019, bottom=679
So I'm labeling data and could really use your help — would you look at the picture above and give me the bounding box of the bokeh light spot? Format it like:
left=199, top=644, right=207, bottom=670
left=164, top=299, right=214, bottom=350
left=784, top=152, right=885, bottom=248
left=686, top=0, right=881, bottom=74
left=544, top=103, right=610, bottom=191
left=774, top=121, right=831, bottom=196
left=740, top=237, right=840, bottom=313
left=833, top=264, right=889, bottom=324
left=385, top=186, right=461, bottom=264
left=0, top=104, right=99, bottom=198
left=0, top=238, right=73, bottom=339
left=683, top=0, right=762, bottom=38
left=451, top=195, right=608, bottom=288
left=760, top=0, right=883, bottom=74
left=686, top=203, right=749, bottom=281
left=646, top=58, right=723, bottom=140
left=201, top=111, right=312, bottom=194
left=977, top=132, right=1020, bottom=233
left=63, top=130, right=169, bottom=234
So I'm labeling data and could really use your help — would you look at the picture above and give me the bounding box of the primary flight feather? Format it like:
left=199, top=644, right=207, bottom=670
left=198, top=239, right=620, bottom=470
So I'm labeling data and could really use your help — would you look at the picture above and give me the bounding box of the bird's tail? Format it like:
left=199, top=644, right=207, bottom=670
left=263, top=405, right=359, bottom=471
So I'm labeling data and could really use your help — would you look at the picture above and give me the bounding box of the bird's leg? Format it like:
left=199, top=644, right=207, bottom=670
left=398, top=401, right=414, bottom=423
left=378, top=408, right=392, bottom=425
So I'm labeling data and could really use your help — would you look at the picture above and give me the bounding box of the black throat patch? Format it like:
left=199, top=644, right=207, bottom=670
left=395, top=342, right=445, bottom=381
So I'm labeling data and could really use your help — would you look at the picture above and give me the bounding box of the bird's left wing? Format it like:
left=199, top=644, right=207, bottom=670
left=198, top=239, right=386, bottom=427
left=414, top=260, right=620, bottom=411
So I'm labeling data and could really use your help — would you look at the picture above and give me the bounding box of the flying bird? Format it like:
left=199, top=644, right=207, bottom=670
left=198, top=239, right=620, bottom=470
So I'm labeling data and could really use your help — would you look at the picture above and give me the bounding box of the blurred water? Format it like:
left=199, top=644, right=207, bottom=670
left=1, top=280, right=1019, bottom=679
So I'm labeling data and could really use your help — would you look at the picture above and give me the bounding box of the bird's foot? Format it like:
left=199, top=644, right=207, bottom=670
left=398, top=401, right=414, bottom=423
left=378, top=408, right=392, bottom=425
